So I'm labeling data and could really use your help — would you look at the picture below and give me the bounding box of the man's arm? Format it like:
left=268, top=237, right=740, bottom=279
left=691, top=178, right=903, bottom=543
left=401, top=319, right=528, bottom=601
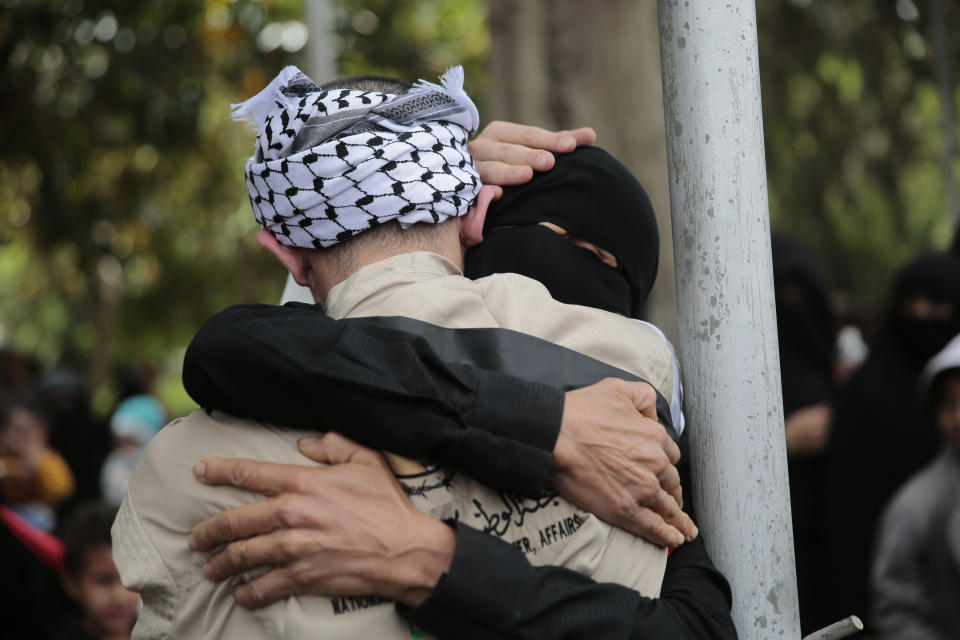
left=184, top=302, right=563, bottom=497
left=408, top=428, right=733, bottom=639
left=186, top=304, right=693, bottom=545
left=190, top=434, right=735, bottom=640
left=405, top=524, right=735, bottom=640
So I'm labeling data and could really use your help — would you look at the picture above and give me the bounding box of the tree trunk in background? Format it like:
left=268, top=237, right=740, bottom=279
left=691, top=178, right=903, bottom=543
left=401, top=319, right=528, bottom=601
left=928, top=0, right=958, bottom=233
left=86, top=256, right=122, bottom=393
left=306, top=0, right=337, bottom=85
left=278, top=0, right=340, bottom=305
left=487, top=0, right=678, bottom=344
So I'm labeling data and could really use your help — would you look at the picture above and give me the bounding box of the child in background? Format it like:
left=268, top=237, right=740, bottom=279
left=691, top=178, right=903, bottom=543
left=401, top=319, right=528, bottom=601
left=99, top=394, right=165, bottom=506
left=871, top=333, right=960, bottom=639
left=0, top=394, right=75, bottom=531
left=57, top=502, right=139, bottom=640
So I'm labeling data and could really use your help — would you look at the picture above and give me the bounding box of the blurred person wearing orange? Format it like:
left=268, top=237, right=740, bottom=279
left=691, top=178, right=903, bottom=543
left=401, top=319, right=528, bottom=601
left=0, top=394, right=75, bottom=531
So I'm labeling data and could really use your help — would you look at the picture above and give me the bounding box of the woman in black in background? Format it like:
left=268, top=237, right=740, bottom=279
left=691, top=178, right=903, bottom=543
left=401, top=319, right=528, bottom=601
left=817, top=252, right=960, bottom=633
left=770, top=233, right=837, bottom=635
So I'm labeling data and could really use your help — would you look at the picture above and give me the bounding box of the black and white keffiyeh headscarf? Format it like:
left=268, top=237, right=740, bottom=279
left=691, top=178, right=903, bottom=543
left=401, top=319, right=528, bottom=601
left=232, top=65, right=482, bottom=248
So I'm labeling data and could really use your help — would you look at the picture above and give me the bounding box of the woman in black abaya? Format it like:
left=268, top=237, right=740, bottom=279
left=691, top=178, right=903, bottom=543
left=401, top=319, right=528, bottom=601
left=770, top=233, right=837, bottom=634
left=817, top=252, right=960, bottom=631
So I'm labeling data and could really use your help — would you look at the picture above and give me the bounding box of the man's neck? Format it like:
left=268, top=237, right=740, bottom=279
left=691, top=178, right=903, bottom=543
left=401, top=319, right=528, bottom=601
left=309, top=231, right=464, bottom=305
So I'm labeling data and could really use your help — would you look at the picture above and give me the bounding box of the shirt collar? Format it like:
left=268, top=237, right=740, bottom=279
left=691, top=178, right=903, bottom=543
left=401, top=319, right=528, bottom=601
left=324, top=251, right=463, bottom=319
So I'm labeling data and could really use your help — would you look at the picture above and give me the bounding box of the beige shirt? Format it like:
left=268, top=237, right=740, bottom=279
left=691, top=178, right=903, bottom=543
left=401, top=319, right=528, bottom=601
left=114, top=251, right=674, bottom=639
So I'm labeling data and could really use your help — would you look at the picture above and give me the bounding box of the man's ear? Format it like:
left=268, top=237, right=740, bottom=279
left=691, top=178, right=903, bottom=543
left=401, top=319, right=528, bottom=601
left=460, top=185, right=502, bottom=249
left=256, top=229, right=312, bottom=286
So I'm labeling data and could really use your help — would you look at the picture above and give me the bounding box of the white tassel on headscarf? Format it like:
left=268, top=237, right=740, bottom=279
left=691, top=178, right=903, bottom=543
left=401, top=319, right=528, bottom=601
left=231, top=65, right=308, bottom=132
left=411, top=65, right=479, bottom=134
left=237, top=65, right=482, bottom=248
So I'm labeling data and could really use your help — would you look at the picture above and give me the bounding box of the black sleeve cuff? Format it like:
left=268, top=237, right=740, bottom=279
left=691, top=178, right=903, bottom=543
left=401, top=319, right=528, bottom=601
left=399, top=522, right=531, bottom=633
left=455, top=366, right=564, bottom=495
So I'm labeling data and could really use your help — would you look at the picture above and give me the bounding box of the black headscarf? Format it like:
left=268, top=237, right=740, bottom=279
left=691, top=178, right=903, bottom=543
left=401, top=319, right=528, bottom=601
left=770, top=234, right=837, bottom=633
left=464, top=146, right=659, bottom=318
left=887, top=252, right=960, bottom=365
left=771, top=233, right=836, bottom=411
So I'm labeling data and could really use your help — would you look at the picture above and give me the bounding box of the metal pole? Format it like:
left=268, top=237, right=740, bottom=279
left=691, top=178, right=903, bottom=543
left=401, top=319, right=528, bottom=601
left=657, top=2, right=801, bottom=638
left=305, top=0, right=337, bottom=84
left=282, top=0, right=339, bottom=305
left=928, top=0, right=958, bottom=229
left=803, top=616, right=863, bottom=640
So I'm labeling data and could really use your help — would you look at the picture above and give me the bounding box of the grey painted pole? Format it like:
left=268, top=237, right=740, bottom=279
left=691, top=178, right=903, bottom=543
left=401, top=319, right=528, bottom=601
left=282, top=0, right=339, bottom=305
left=929, top=0, right=958, bottom=227
left=657, top=2, right=801, bottom=638
left=804, top=616, right=864, bottom=640
left=305, top=0, right=337, bottom=84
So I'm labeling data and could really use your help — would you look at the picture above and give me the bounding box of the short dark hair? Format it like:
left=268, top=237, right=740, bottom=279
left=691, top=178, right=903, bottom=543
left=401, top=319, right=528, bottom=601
left=59, top=502, right=118, bottom=577
left=0, top=392, right=49, bottom=433
left=319, top=75, right=413, bottom=95
left=318, top=218, right=449, bottom=276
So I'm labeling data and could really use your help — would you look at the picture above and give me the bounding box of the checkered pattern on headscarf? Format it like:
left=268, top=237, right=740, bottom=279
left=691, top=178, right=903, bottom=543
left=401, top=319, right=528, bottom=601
left=232, top=66, right=482, bottom=248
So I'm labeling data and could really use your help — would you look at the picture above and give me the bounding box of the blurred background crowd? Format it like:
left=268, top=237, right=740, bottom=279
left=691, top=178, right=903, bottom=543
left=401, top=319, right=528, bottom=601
left=1, top=0, right=959, bottom=638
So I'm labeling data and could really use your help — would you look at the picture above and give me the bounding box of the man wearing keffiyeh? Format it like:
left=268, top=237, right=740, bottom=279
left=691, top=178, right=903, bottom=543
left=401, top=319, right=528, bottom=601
left=112, top=67, right=715, bottom=640
left=234, top=66, right=483, bottom=249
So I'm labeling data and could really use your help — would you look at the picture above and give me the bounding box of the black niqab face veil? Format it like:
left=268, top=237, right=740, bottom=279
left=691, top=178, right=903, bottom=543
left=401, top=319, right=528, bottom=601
left=464, top=146, right=659, bottom=318
left=771, top=233, right=836, bottom=376
left=888, top=252, right=960, bottom=364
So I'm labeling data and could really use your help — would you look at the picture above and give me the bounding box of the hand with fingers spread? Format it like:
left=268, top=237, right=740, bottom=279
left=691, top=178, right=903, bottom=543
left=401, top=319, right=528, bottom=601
left=552, top=378, right=698, bottom=548
left=468, top=120, right=597, bottom=186
left=188, top=433, right=455, bottom=609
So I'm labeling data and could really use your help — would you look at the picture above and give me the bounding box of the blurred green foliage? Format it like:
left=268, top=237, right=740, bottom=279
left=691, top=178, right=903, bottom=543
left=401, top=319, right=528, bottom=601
left=0, top=0, right=489, bottom=414
left=336, top=0, right=489, bottom=110
left=0, top=0, right=956, bottom=416
left=758, top=0, right=959, bottom=321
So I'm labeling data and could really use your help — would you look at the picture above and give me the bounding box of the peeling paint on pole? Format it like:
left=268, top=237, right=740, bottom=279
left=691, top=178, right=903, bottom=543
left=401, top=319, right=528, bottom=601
left=657, top=1, right=801, bottom=638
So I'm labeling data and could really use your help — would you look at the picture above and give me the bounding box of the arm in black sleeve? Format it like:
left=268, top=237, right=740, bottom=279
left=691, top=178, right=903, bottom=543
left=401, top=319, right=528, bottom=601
left=402, top=426, right=735, bottom=639
left=401, top=524, right=736, bottom=640
left=183, top=303, right=564, bottom=497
